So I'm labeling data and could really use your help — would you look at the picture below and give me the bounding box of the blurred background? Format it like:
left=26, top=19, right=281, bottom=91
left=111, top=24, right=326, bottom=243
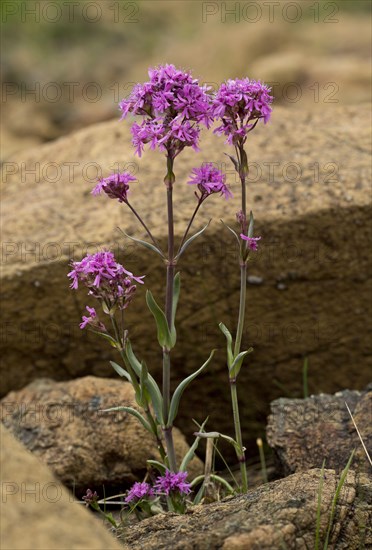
left=1, top=0, right=371, bottom=159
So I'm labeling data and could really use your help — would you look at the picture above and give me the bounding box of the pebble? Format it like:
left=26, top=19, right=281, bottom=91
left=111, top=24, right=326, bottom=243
left=247, top=275, right=264, bottom=285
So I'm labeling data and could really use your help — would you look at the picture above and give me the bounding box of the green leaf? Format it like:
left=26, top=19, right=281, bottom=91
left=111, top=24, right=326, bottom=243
left=229, top=348, right=253, bottom=379
left=176, top=220, right=211, bottom=260
left=170, top=272, right=181, bottom=346
left=109, top=361, right=131, bottom=382
left=193, top=430, right=241, bottom=454
left=118, top=227, right=164, bottom=258
left=100, top=406, right=152, bottom=434
left=147, top=460, right=167, bottom=475
left=248, top=210, right=254, bottom=238
left=219, top=322, right=234, bottom=368
left=180, top=417, right=208, bottom=472
left=167, top=350, right=215, bottom=427
left=224, top=152, right=239, bottom=172
left=192, top=480, right=206, bottom=505
left=220, top=219, right=240, bottom=247
left=139, top=361, right=150, bottom=406
left=89, top=329, right=119, bottom=348
left=146, top=290, right=172, bottom=348
left=125, top=340, right=164, bottom=425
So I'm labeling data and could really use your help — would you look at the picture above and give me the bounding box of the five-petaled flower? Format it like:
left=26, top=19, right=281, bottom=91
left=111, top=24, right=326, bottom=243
left=92, top=172, right=136, bottom=203
left=188, top=163, right=232, bottom=200
left=119, top=64, right=212, bottom=158
left=154, top=470, right=191, bottom=496
left=125, top=482, right=154, bottom=504
left=212, top=78, right=273, bottom=146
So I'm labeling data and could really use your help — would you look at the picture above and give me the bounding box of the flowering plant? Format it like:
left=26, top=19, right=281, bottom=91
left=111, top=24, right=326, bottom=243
left=69, top=64, right=272, bottom=516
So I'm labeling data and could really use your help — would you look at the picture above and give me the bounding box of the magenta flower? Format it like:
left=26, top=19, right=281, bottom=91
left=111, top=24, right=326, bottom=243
left=240, top=234, right=261, bottom=251
left=68, top=250, right=144, bottom=310
left=119, top=64, right=212, bottom=157
left=188, top=163, right=233, bottom=200
left=154, top=470, right=191, bottom=496
left=92, top=172, right=136, bottom=203
left=212, top=78, right=273, bottom=145
left=79, top=306, right=107, bottom=331
left=125, top=482, right=154, bottom=504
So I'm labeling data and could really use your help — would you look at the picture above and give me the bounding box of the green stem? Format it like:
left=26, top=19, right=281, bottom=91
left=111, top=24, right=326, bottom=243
left=110, top=315, right=166, bottom=459
left=230, top=141, right=249, bottom=492
left=234, top=263, right=247, bottom=357
left=163, top=153, right=177, bottom=471
left=177, top=199, right=203, bottom=255
left=126, top=200, right=162, bottom=250
left=230, top=380, right=248, bottom=493
left=144, top=407, right=166, bottom=461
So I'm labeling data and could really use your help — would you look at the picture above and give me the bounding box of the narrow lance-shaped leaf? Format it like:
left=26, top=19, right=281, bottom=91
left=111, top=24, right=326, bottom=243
left=224, top=152, right=239, bottom=173
left=193, top=430, right=241, bottom=454
left=176, top=220, right=211, bottom=260
left=170, top=272, right=181, bottom=347
left=89, top=329, right=119, bottom=348
left=229, top=348, right=254, bottom=379
left=139, top=361, right=150, bottom=407
left=117, top=227, right=164, bottom=258
left=219, top=322, right=234, bottom=368
left=167, top=349, right=216, bottom=427
left=146, top=290, right=172, bottom=349
left=100, top=406, right=152, bottom=434
left=109, top=361, right=132, bottom=382
left=125, top=340, right=164, bottom=425
left=147, top=460, right=167, bottom=475
left=180, top=417, right=208, bottom=472
left=220, top=219, right=240, bottom=247
left=248, top=210, right=254, bottom=238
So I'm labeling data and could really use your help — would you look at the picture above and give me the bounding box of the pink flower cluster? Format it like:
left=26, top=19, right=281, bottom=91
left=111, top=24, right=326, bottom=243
left=188, top=163, right=232, bottom=200
left=125, top=482, right=154, bottom=503
left=154, top=470, right=191, bottom=496
left=92, top=172, right=136, bottom=203
left=119, top=64, right=212, bottom=157
left=125, top=471, right=191, bottom=504
left=68, top=251, right=144, bottom=312
left=212, top=78, right=273, bottom=145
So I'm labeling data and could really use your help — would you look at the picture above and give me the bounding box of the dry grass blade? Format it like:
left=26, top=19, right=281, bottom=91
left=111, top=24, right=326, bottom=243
left=345, top=401, right=372, bottom=467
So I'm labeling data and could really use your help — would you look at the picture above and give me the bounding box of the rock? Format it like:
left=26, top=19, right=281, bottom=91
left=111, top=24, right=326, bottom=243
left=0, top=376, right=203, bottom=493
left=1, top=104, right=371, bottom=460
left=0, top=423, right=122, bottom=550
left=118, top=469, right=371, bottom=549
left=266, top=386, right=372, bottom=475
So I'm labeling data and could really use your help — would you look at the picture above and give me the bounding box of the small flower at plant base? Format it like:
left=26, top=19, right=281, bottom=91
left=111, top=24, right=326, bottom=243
left=79, top=306, right=107, bottom=331
left=125, top=482, right=154, bottom=504
left=119, top=64, right=213, bottom=158
left=154, top=470, right=191, bottom=496
left=212, top=78, right=273, bottom=146
left=82, top=489, right=99, bottom=507
left=188, top=163, right=233, bottom=200
left=68, top=251, right=144, bottom=311
left=240, top=234, right=261, bottom=251
left=92, top=172, right=136, bottom=203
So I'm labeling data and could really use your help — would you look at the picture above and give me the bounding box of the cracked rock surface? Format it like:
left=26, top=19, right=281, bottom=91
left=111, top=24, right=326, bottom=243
left=2, top=104, right=371, bottom=454
left=0, top=376, right=203, bottom=493
left=267, top=386, right=372, bottom=475
left=118, top=469, right=371, bottom=550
